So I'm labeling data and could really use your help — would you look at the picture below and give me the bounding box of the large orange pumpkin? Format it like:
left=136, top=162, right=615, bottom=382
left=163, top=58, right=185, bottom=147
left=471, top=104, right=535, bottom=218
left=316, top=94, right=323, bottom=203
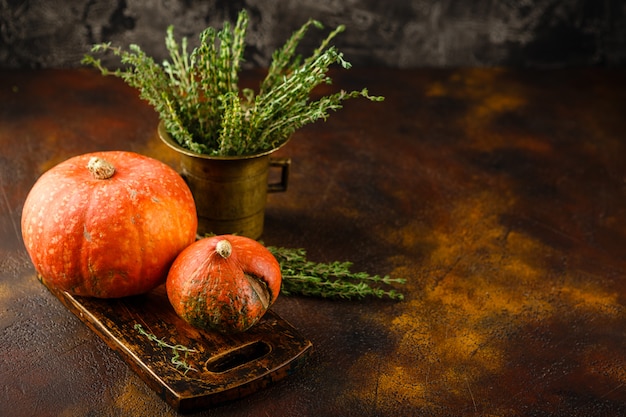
left=166, top=235, right=282, bottom=333
left=21, top=151, right=198, bottom=298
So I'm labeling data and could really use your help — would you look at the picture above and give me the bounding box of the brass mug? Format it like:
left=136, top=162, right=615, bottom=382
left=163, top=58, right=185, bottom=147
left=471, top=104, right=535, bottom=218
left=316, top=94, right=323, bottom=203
left=158, top=121, right=290, bottom=239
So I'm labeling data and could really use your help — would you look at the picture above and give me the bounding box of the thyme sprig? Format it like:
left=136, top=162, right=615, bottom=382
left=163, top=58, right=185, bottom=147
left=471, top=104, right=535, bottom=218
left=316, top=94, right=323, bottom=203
left=134, top=324, right=198, bottom=374
left=268, top=246, right=406, bottom=300
left=82, top=9, right=383, bottom=157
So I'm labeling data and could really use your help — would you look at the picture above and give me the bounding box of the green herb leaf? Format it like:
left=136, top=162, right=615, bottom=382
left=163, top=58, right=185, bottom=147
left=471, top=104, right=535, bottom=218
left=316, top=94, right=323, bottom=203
left=134, top=324, right=198, bottom=374
left=83, top=9, right=383, bottom=157
left=268, top=246, right=406, bottom=300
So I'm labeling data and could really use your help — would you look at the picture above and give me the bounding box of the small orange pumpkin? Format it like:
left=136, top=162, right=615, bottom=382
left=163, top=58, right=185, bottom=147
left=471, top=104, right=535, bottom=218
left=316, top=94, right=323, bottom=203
left=166, top=235, right=282, bottom=333
left=21, top=151, right=198, bottom=298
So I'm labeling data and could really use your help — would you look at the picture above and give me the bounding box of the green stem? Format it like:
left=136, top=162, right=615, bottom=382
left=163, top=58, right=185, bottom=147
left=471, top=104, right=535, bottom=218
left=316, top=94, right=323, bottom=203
left=82, top=9, right=383, bottom=157
left=134, top=324, right=198, bottom=374
left=268, top=246, right=406, bottom=300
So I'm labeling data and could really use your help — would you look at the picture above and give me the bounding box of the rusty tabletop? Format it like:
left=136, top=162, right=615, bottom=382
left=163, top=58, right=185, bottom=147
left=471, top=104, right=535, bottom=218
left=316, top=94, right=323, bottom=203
left=1, top=67, right=625, bottom=416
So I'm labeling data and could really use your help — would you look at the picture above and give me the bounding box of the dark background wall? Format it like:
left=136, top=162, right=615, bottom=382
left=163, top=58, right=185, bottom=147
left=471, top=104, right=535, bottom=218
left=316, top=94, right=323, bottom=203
left=1, top=0, right=625, bottom=69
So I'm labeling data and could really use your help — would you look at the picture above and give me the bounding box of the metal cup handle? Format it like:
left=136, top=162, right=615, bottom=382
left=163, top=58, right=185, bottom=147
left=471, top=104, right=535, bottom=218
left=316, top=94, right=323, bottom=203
left=268, top=157, right=290, bottom=193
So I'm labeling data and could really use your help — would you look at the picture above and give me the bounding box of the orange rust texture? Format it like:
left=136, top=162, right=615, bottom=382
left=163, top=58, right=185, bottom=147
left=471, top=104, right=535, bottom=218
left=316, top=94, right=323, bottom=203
left=267, top=68, right=626, bottom=416
left=1, top=68, right=625, bottom=417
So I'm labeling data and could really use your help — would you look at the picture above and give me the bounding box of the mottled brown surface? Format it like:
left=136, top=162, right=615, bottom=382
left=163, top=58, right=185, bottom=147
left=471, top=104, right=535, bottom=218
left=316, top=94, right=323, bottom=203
left=1, top=68, right=625, bottom=416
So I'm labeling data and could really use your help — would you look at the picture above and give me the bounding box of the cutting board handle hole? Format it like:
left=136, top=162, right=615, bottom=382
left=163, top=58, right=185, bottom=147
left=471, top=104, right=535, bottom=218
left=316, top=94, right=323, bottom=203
left=205, top=341, right=271, bottom=373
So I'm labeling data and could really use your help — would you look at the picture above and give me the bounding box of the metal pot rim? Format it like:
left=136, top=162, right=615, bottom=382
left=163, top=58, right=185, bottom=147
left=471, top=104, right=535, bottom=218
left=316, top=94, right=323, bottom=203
left=157, top=120, right=290, bottom=161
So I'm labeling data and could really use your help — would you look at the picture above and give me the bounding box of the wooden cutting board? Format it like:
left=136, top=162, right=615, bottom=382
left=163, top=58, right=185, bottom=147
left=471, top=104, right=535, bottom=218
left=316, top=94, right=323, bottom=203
left=42, top=279, right=312, bottom=413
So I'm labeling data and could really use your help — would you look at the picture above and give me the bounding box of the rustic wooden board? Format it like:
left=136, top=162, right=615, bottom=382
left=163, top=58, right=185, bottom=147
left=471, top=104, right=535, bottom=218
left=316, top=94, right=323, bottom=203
left=42, top=280, right=312, bottom=413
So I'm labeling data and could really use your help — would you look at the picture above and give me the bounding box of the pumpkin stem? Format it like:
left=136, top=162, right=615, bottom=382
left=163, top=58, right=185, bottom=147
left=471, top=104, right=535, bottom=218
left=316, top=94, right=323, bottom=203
left=87, top=157, right=116, bottom=180
left=216, top=239, right=232, bottom=259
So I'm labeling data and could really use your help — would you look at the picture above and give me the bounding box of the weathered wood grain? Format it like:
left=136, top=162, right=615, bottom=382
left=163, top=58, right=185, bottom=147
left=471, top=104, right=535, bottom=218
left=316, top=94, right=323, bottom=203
left=42, top=280, right=312, bottom=413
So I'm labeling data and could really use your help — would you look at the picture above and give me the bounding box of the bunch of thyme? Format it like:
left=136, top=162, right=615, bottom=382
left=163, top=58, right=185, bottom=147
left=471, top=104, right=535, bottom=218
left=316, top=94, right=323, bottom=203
left=268, top=246, right=406, bottom=300
left=134, top=324, right=198, bottom=374
left=82, top=9, right=383, bottom=157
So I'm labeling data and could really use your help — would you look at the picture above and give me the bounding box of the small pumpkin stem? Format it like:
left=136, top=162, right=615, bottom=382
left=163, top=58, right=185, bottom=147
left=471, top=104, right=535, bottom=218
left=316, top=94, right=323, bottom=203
left=87, top=157, right=115, bottom=180
left=216, top=239, right=232, bottom=259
